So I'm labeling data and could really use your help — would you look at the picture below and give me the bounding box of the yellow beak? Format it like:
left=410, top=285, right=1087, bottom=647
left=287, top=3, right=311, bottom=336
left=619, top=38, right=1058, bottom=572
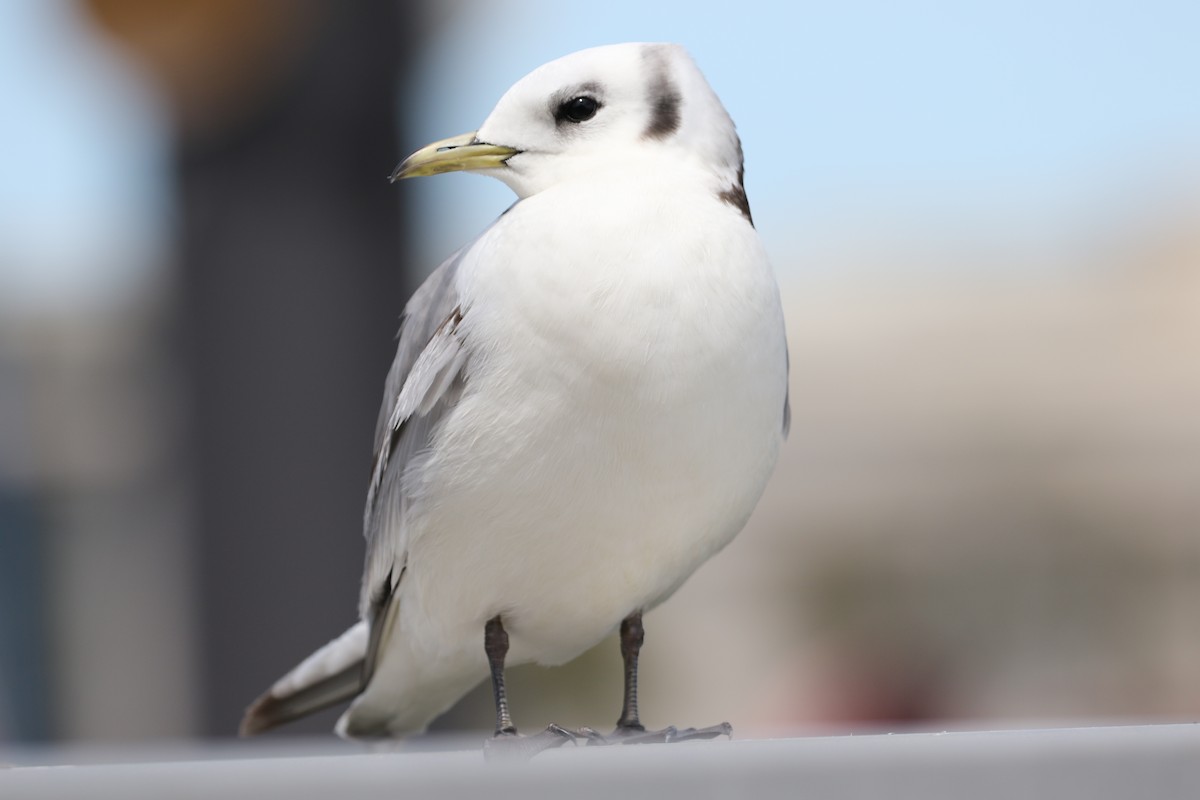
left=390, top=131, right=519, bottom=181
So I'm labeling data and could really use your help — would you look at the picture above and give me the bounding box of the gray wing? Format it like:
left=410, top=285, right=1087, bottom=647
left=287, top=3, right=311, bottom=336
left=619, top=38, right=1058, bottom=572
left=358, top=246, right=470, bottom=654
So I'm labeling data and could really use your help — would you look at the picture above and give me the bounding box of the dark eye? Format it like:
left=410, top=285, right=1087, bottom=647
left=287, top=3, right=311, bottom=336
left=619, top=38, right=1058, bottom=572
left=557, top=95, right=600, bottom=124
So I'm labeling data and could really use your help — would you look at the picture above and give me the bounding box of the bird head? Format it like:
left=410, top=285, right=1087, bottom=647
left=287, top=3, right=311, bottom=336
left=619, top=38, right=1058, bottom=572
left=391, top=43, right=746, bottom=200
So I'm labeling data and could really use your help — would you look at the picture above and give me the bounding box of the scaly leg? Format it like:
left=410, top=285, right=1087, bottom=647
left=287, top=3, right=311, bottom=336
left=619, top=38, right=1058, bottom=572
left=481, top=615, right=579, bottom=760
left=584, top=611, right=733, bottom=746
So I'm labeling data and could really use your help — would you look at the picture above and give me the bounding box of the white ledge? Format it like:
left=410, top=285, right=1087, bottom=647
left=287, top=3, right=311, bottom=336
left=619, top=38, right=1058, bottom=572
left=3, top=724, right=1199, bottom=800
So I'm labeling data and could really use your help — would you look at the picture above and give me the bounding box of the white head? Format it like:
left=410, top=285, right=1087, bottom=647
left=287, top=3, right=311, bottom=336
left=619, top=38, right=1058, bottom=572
left=393, top=43, right=751, bottom=221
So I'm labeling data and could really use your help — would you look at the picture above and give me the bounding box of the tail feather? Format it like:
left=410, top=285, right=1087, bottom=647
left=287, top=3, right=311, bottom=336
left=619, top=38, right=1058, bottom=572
left=239, top=621, right=369, bottom=736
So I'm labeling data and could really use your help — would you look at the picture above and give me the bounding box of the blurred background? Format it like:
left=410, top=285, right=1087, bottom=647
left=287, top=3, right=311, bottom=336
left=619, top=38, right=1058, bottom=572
left=0, top=0, right=1197, bottom=748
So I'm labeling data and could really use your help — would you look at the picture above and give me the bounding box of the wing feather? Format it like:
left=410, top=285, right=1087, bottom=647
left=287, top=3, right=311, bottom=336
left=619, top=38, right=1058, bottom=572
left=359, top=247, right=471, bottom=627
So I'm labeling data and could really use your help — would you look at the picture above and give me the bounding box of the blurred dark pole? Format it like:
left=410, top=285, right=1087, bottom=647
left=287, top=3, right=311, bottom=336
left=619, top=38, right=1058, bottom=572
left=88, top=0, right=427, bottom=736
left=0, top=491, right=50, bottom=741
left=178, top=3, right=425, bottom=736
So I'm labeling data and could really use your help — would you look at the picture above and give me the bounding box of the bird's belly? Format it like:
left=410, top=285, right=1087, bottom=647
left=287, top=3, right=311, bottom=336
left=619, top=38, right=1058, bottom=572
left=400, top=287, right=784, bottom=668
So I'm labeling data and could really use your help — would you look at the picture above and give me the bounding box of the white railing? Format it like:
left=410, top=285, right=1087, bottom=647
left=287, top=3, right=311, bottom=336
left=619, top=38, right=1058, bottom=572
left=2, top=724, right=1198, bottom=799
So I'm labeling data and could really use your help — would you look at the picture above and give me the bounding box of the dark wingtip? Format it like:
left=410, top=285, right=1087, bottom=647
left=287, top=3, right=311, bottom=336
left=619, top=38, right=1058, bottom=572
left=239, top=691, right=282, bottom=737
left=238, top=655, right=366, bottom=737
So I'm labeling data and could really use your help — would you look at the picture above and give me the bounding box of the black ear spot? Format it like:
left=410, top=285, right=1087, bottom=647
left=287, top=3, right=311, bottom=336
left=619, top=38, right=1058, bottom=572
left=555, top=95, right=601, bottom=125
left=644, top=86, right=681, bottom=139
left=641, top=46, right=682, bottom=140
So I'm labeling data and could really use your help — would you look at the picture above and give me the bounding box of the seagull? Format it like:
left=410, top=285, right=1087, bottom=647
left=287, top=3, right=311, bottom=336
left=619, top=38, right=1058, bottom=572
left=241, top=42, right=789, bottom=753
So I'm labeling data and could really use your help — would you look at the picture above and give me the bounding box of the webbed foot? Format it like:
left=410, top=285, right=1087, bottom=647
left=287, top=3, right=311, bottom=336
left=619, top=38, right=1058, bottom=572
left=583, top=721, right=733, bottom=745
left=483, top=723, right=580, bottom=761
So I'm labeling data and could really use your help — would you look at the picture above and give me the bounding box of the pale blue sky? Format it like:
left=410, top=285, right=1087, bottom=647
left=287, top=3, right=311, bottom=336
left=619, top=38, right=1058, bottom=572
left=1, top=0, right=1198, bottom=312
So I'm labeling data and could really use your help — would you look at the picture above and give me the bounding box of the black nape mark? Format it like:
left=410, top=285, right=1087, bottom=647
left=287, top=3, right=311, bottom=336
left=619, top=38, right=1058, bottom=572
left=641, top=46, right=681, bottom=140
left=718, top=184, right=753, bottom=224
left=719, top=159, right=753, bottom=225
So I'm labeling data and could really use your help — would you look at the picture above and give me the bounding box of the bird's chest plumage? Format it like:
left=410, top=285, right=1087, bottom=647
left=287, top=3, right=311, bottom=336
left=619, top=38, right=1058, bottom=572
left=403, top=188, right=786, bottom=665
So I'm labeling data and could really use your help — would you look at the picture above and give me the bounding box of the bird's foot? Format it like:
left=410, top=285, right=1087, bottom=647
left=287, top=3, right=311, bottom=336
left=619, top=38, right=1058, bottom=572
left=581, top=721, right=733, bottom=746
left=482, top=723, right=581, bottom=761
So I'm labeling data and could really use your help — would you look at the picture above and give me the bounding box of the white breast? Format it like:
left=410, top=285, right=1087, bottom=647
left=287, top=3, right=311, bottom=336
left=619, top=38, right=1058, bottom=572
left=399, top=174, right=787, bottom=668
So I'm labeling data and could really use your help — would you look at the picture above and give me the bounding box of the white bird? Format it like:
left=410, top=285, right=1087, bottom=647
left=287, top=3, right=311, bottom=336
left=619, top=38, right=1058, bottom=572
left=241, top=42, right=789, bottom=751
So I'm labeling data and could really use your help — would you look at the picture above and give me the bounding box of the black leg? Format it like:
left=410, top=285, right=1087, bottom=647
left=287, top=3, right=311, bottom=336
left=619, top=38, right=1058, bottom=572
left=616, top=611, right=646, bottom=732
left=584, top=611, right=733, bottom=746
left=484, top=615, right=516, bottom=736
left=482, top=615, right=578, bottom=760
